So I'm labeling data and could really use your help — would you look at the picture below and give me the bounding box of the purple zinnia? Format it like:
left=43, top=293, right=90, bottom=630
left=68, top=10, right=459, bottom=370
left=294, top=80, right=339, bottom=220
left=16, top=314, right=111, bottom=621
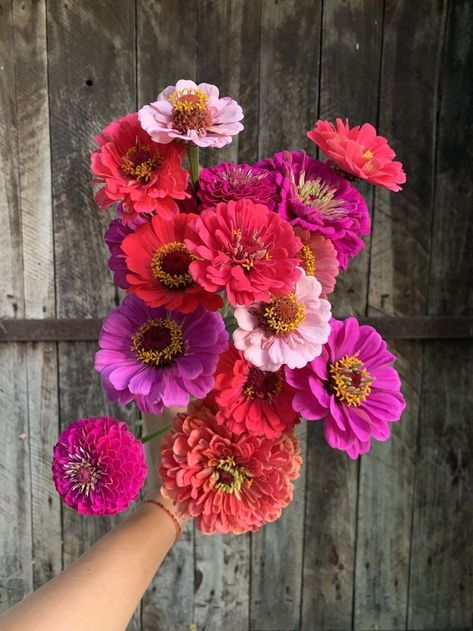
left=52, top=416, right=147, bottom=516
left=255, top=151, right=370, bottom=268
left=286, top=317, right=405, bottom=459
left=95, top=294, right=228, bottom=414
left=198, top=162, right=278, bottom=210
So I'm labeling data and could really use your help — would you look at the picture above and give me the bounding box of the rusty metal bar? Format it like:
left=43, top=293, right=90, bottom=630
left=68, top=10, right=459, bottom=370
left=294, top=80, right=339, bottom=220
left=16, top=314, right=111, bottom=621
left=0, top=316, right=473, bottom=342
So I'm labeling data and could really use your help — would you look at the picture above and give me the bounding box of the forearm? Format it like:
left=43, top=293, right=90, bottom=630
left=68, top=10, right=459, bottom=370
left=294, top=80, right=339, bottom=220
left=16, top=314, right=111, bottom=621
left=0, top=500, right=180, bottom=631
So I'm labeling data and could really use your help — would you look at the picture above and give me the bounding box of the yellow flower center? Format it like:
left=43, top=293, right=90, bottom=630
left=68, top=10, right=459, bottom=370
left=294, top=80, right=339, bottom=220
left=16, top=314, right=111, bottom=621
left=295, top=171, right=346, bottom=218
left=169, top=88, right=212, bottom=135
left=211, top=455, right=253, bottom=495
left=363, top=148, right=374, bottom=159
left=329, top=354, right=373, bottom=406
left=64, top=458, right=100, bottom=496
left=131, top=319, right=183, bottom=366
left=151, top=242, right=195, bottom=290
left=121, top=141, right=162, bottom=182
left=258, top=294, right=306, bottom=335
left=300, top=244, right=316, bottom=277
left=228, top=228, right=269, bottom=272
left=243, top=367, right=284, bottom=402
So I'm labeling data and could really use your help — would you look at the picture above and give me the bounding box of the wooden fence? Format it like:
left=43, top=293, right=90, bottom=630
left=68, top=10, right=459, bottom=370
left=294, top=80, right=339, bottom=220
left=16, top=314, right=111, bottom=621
left=1, top=1, right=472, bottom=629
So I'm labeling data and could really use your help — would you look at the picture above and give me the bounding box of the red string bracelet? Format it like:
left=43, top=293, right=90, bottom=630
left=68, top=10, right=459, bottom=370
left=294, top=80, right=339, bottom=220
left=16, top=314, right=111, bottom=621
left=144, top=499, right=181, bottom=541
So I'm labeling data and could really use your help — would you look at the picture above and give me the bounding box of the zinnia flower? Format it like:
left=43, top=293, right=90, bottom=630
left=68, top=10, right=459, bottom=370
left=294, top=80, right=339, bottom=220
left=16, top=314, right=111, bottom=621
left=121, top=213, right=223, bottom=313
left=307, top=118, right=406, bottom=192
left=185, top=199, right=302, bottom=306
left=233, top=269, right=332, bottom=372
left=256, top=151, right=370, bottom=269
left=294, top=227, right=339, bottom=297
left=52, top=416, right=147, bottom=516
left=286, top=317, right=406, bottom=459
left=198, top=162, right=277, bottom=210
left=104, top=215, right=150, bottom=289
left=95, top=294, right=228, bottom=414
left=213, top=344, right=298, bottom=439
left=91, top=112, right=189, bottom=219
left=138, top=80, right=244, bottom=148
left=159, top=401, right=302, bottom=534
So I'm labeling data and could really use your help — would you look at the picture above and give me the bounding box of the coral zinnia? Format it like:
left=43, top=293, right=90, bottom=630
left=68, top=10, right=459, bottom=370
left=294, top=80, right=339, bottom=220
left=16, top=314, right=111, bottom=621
left=294, top=227, right=340, bottom=297
left=159, top=401, right=302, bottom=534
left=286, top=317, right=406, bottom=459
left=198, top=162, right=278, bottom=210
left=91, top=112, right=189, bottom=220
left=185, top=199, right=302, bottom=307
left=213, top=344, right=298, bottom=439
left=256, top=151, right=370, bottom=269
left=95, top=295, right=228, bottom=414
left=233, top=269, right=332, bottom=372
left=307, top=118, right=406, bottom=192
left=52, top=417, right=147, bottom=516
left=121, top=213, right=223, bottom=313
left=139, top=80, right=244, bottom=148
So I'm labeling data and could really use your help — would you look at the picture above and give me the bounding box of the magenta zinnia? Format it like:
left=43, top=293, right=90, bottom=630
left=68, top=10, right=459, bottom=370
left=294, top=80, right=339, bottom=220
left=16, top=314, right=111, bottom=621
left=52, top=417, right=147, bottom=516
left=95, top=294, right=228, bottom=414
left=286, top=317, right=406, bottom=459
left=159, top=401, right=302, bottom=534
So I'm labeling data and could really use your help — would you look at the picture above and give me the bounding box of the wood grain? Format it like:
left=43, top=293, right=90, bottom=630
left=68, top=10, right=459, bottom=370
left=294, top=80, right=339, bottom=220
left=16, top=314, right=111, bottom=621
left=358, top=1, right=448, bottom=628
left=408, top=1, right=473, bottom=627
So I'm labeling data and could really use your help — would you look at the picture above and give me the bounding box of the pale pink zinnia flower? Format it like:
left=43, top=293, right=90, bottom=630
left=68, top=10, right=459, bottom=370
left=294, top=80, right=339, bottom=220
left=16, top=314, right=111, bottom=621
left=233, top=269, right=332, bottom=372
left=294, top=227, right=339, bottom=297
left=307, top=118, right=406, bottom=192
left=139, top=80, right=244, bottom=148
left=159, top=401, right=302, bottom=534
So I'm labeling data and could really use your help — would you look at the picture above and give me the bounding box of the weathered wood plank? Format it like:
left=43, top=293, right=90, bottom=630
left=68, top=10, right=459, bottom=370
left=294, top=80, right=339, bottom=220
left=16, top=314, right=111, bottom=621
left=251, top=6, right=322, bottom=629
left=12, top=0, right=61, bottom=591
left=0, top=0, right=32, bottom=611
left=301, top=3, right=383, bottom=628
left=137, top=2, right=197, bottom=628
left=358, top=1, right=447, bottom=628
left=408, top=1, right=473, bottom=627
left=47, top=2, right=140, bottom=629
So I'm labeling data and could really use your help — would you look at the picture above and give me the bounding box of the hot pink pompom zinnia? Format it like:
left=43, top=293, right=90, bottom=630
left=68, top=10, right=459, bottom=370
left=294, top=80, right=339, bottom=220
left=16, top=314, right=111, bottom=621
left=213, top=343, right=298, bottom=439
left=307, top=118, right=406, bottom=192
left=139, top=80, right=244, bottom=148
left=286, top=317, right=406, bottom=459
left=91, top=112, right=189, bottom=219
left=185, top=199, right=302, bottom=306
left=233, top=269, right=332, bottom=372
left=159, top=402, right=302, bottom=534
left=294, top=227, right=339, bottom=297
left=52, top=417, right=147, bottom=516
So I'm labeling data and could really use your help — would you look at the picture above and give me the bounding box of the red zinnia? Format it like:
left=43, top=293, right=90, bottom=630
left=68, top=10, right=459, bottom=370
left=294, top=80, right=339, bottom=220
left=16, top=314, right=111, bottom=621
left=185, top=199, right=302, bottom=307
left=121, top=213, right=223, bottom=313
left=213, top=344, right=298, bottom=439
left=91, top=113, right=189, bottom=220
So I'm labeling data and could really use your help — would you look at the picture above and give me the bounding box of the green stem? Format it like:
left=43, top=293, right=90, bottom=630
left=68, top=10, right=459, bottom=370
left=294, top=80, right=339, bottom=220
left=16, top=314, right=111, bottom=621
left=140, top=423, right=171, bottom=444
left=187, top=144, right=200, bottom=189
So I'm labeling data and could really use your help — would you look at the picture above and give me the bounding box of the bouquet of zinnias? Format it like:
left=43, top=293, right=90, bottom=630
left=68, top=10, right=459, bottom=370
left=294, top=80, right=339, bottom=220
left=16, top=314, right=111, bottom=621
left=52, top=80, right=406, bottom=533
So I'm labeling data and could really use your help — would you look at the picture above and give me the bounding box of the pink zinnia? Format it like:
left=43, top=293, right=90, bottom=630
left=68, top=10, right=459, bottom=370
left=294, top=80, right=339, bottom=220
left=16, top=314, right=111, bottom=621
left=213, top=344, right=298, bottom=439
left=198, top=162, right=277, bottom=210
left=138, top=80, right=244, bottom=148
left=294, top=227, right=339, bottom=297
left=185, top=199, right=302, bottom=307
left=307, top=118, right=406, bottom=192
left=52, top=417, right=147, bottom=516
left=233, top=269, right=332, bottom=372
left=286, top=317, right=406, bottom=459
left=159, top=401, right=302, bottom=534
left=91, top=112, right=189, bottom=219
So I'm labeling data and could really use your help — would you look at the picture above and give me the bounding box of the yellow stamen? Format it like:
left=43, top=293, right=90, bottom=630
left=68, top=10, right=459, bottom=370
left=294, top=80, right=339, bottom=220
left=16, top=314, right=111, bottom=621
left=211, top=455, right=253, bottom=495
left=300, top=244, right=316, bottom=277
left=363, top=148, right=374, bottom=159
left=329, top=354, right=373, bottom=406
left=121, top=141, right=162, bottom=182
left=131, top=319, right=183, bottom=366
left=169, top=88, right=209, bottom=113
left=260, top=294, right=306, bottom=335
left=151, top=242, right=195, bottom=290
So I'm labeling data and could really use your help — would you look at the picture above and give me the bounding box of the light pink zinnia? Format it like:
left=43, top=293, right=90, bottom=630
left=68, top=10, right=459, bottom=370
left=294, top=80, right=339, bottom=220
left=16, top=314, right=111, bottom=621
left=233, top=269, right=332, bottom=372
left=307, top=118, right=406, bottom=192
left=286, top=317, right=406, bottom=459
left=294, top=227, right=339, bottom=297
left=139, top=80, right=244, bottom=148
left=159, top=401, right=302, bottom=534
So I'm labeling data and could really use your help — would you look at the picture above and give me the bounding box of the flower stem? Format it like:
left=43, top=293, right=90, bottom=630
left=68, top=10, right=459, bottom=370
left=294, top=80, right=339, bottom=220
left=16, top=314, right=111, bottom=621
left=140, top=423, right=171, bottom=444
left=187, top=145, right=200, bottom=189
